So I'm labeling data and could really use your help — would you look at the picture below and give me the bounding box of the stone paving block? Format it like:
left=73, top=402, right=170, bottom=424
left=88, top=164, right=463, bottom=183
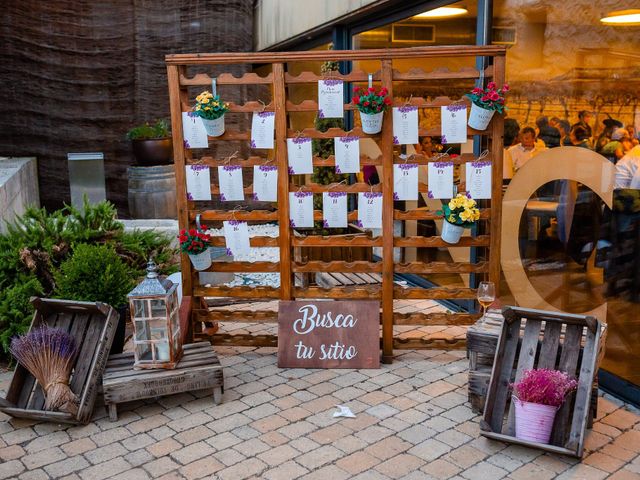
left=147, top=425, right=176, bottom=441
left=379, top=416, right=412, bottom=433
left=420, top=458, right=462, bottom=479
left=354, top=425, right=394, bottom=444
left=408, top=438, right=452, bottom=462
left=179, top=457, right=225, bottom=480
left=509, top=462, right=558, bottom=480
left=364, top=436, right=412, bottom=461
left=307, top=424, right=351, bottom=445
left=300, top=464, right=350, bottom=480
left=486, top=452, right=524, bottom=472
left=0, top=459, right=25, bottom=480
left=584, top=452, right=626, bottom=473
left=44, top=456, right=90, bottom=478
left=244, top=403, right=281, bottom=421
left=2, top=428, right=37, bottom=446
left=250, top=414, right=289, bottom=433
left=213, top=447, right=246, bottom=467
left=173, top=425, right=213, bottom=446
left=555, top=464, right=610, bottom=480
left=84, top=442, right=128, bottom=465
left=288, top=436, right=320, bottom=453
left=277, top=420, right=317, bottom=439
left=296, top=444, right=343, bottom=469
left=90, top=427, right=132, bottom=447
left=78, top=457, right=131, bottom=480
left=233, top=425, right=261, bottom=440
left=423, top=416, right=458, bottom=433
left=109, top=468, right=150, bottom=480
left=217, top=457, right=267, bottom=480
left=148, top=437, right=182, bottom=457
left=207, top=413, right=252, bottom=433
left=258, top=431, right=289, bottom=448
left=398, top=424, right=437, bottom=444
left=262, top=460, right=309, bottom=480
left=257, top=444, right=298, bottom=467
left=170, top=441, right=216, bottom=465
left=435, top=428, right=473, bottom=448
left=233, top=438, right=270, bottom=457
left=600, top=443, right=637, bottom=462
left=336, top=450, right=381, bottom=475
left=0, top=444, right=25, bottom=461
left=602, top=408, right=640, bottom=430
left=442, top=405, right=476, bottom=424
left=444, top=444, right=487, bottom=469
left=279, top=406, right=310, bottom=422
left=333, top=386, right=367, bottom=402
left=460, top=460, right=508, bottom=480
left=333, top=434, right=369, bottom=454
left=124, top=448, right=154, bottom=468
left=608, top=469, right=640, bottom=480
left=366, top=404, right=400, bottom=419
left=375, top=453, right=425, bottom=479
left=142, top=456, right=181, bottom=477
left=18, top=469, right=48, bottom=480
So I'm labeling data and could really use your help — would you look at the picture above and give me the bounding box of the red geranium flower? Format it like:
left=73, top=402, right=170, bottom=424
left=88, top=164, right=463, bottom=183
left=364, top=101, right=370, bottom=106
left=384, top=97, right=391, bottom=105
left=353, top=96, right=360, bottom=104
left=487, top=81, right=496, bottom=90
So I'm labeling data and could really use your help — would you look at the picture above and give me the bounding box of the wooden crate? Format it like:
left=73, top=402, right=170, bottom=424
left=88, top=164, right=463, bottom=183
left=102, top=342, right=223, bottom=421
left=0, top=298, right=118, bottom=424
left=480, top=306, right=606, bottom=458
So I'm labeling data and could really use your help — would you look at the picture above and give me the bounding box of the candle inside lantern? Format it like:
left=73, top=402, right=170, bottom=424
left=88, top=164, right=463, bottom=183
left=156, top=342, right=170, bottom=361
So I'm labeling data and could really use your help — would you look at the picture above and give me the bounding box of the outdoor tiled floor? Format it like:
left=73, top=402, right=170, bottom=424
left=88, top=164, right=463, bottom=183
left=1, top=345, right=639, bottom=480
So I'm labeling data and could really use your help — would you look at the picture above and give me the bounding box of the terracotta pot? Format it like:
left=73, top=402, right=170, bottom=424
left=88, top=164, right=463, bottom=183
left=131, top=138, right=173, bottom=166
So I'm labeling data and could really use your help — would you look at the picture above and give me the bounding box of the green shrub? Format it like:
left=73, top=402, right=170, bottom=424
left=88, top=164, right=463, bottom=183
left=54, top=244, right=135, bottom=308
left=126, top=119, right=170, bottom=140
left=0, top=275, right=43, bottom=355
left=116, top=229, right=179, bottom=277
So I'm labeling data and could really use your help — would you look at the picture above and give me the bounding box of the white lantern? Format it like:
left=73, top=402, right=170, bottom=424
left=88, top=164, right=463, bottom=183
left=128, top=259, right=181, bottom=369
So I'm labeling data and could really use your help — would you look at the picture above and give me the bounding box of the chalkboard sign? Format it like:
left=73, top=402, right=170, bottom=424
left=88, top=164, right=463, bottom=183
left=278, top=300, right=380, bottom=369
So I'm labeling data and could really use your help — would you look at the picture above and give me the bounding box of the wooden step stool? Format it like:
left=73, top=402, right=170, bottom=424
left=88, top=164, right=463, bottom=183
left=102, top=342, right=224, bottom=421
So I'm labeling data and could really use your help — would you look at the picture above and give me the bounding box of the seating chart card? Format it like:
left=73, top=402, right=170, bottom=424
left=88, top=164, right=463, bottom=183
left=218, top=165, right=244, bottom=201
left=334, top=136, right=360, bottom=174
left=223, top=220, right=250, bottom=256
left=427, top=161, right=454, bottom=199
left=441, top=104, right=468, bottom=144
left=322, top=192, right=348, bottom=228
left=251, top=111, right=275, bottom=149
left=289, top=191, right=314, bottom=228
left=465, top=160, right=492, bottom=199
left=318, top=79, right=344, bottom=118
left=393, top=164, right=419, bottom=201
left=185, top=165, right=212, bottom=201
left=182, top=112, right=208, bottom=149
left=357, top=192, right=383, bottom=229
left=252, top=165, right=278, bottom=202
left=392, top=106, right=419, bottom=145
left=287, top=137, right=313, bottom=174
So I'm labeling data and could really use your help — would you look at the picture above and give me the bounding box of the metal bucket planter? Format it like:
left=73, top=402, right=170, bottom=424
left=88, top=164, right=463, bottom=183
left=513, top=396, right=558, bottom=444
left=201, top=115, right=225, bottom=137
left=468, top=103, right=495, bottom=130
left=360, top=111, right=384, bottom=134
left=441, top=220, right=465, bottom=244
left=188, top=248, right=212, bottom=271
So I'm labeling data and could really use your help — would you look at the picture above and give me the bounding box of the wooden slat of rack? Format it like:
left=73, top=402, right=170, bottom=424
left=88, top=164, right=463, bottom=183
left=190, top=210, right=278, bottom=221
left=193, top=285, right=280, bottom=299
left=292, top=235, right=382, bottom=247
left=294, top=285, right=382, bottom=299
left=200, top=310, right=278, bottom=323
left=209, top=236, right=279, bottom=247
left=394, top=287, right=477, bottom=300
left=187, top=156, right=272, bottom=167
left=313, top=155, right=382, bottom=166
left=203, top=333, right=278, bottom=347
left=179, top=72, right=274, bottom=86
left=179, top=100, right=275, bottom=113
left=394, top=209, right=491, bottom=220
left=394, top=312, right=481, bottom=326
left=290, top=182, right=382, bottom=193
left=293, top=261, right=382, bottom=273
left=395, top=261, right=489, bottom=274
left=203, top=262, right=279, bottom=272
left=286, top=127, right=378, bottom=139
left=394, top=337, right=466, bottom=351
left=395, top=236, right=490, bottom=247
left=381, top=58, right=395, bottom=364
left=392, top=66, right=492, bottom=81
left=394, top=153, right=486, bottom=165
left=285, top=70, right=379, bottom=84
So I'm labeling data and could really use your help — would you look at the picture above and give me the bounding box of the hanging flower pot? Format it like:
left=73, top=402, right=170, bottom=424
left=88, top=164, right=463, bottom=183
left=352, top=85, right=391, bottom=135
left=437, top=194, right=480, bottom=245
left=193, top=91, right=229, bottom=138
left=441, top=220, right=465, bottom=244
left=510, top=369, right=578, bottom=445
left=468, top=103, right=495, bottom=131
left=513, top=396, right=558, bottom=444
left=178, top=227, right=212, bottom=271
left=200, top=115, right=225, bottom=137
left=188, top=248, right=212, bottom=271
left=359, top=111, right=384, bottom=134
left=465, top=82, right=509, bottom=131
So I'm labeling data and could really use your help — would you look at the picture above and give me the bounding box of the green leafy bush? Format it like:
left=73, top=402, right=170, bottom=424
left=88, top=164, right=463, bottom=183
left=54, top=244, right=134, bottom=308
left=0, top=275, right=43, bottom=355
left=126, top=119, right=170, bottom=140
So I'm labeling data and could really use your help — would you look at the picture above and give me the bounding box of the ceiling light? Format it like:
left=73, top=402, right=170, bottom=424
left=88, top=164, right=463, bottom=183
left=600, top=9, right=640, bottom=25
left=416, top=7, right=468, bottom=19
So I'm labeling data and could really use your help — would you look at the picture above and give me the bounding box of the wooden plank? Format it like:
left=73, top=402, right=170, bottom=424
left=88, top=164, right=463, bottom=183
left=286, top=127, right=378, bottom=140
left=292, top=261, right=382, bottom=273
left=200, top=310, right=277, bottom=323
left=179, top=71, right=274, bottom=86
left=289, top=182, right=381, bottom=193
left=484, top=315, right=521, bottom=433
left=394, top=236, right=490, bottom=247
left=567, top=324, right=600, bottom=456
left=394, top=312, right=480, bottom=326
left=208, top=236, right=279, bottom=247
left=394, top=208, right=491, bottom=220
left=506, top=319, right=542, bottom=436
left=193, top=285, right=280, bottom=299
left=207, top=333, right=278, bottom=347
left=393, top=66, right=489, bottom=81
left=393, top=337, right=466, bottom=350
left=294, top=285, right=381, bottom=299
left=550, top=323, right=584, bottom=447
left=165, top=45, right=507, bottom=65
left=330, top=272, right=356, bottom=285
left=190, top=210, right=278, bottom=222
left=394, top=286, right=477, bottom=300
left=202, top=261, right=279, bottom=272
left=537, top=321, right=562, bottom=369
left=285, top=69, right=377, bottom=84
left=395, top=261, right=489, bottom=274
left=481, top=430, right=577, bottom=457
left=292, top=235, right=381, bottom=247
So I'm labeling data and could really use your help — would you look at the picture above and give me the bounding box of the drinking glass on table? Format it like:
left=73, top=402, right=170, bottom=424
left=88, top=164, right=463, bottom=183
left=477, top=281, right=496, bottom=320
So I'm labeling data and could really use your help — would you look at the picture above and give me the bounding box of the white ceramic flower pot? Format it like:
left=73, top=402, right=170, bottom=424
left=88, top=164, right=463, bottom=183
left=468, top=103, right=495, bottom=131
left=201, top=115, right=225, bottom=137
left=188, top=248, right=212, bottom=271
left=441, top=220, right=464, bottom=244
left=360, top=111, right=384, bottom=134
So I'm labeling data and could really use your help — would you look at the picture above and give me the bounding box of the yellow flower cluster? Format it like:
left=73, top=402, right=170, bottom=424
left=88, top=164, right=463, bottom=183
left=193, top=90, right=229, bottom=119
left=448, top=194, right=480, bottom=223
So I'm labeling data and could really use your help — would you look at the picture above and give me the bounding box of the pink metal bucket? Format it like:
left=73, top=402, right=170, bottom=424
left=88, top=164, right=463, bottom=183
left=513, top=395, right=558, bottom=444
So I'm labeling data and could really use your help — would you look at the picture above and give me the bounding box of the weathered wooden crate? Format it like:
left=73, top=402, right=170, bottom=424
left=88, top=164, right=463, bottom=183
left=480, top=306, right=606, bottom=458
left=0, top=298, right=118, bottom=424
left=102, top=342, right=224, bottom=421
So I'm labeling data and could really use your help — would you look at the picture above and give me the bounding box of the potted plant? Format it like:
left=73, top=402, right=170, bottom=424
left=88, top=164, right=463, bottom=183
left=437, top=194, right=480, bottom=244
left=178, top=227, right=212, bottom=271
left=126, top=119, right=173, bottom=166
left=465, top=82, right=509, bottom=131
left=194, top=91, right=229, bottom=137
left=54, top=243, right=134, bottom=354
left=511, top=369, right=578, bottom=444
left=352, top=86, right=392, bottom=134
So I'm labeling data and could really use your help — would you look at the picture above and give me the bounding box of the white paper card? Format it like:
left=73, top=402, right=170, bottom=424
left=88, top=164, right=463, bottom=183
left=182, top=112, right=208, bottom=149
left=441, top=105, right=468, bottom=144
left=185, top=165, right=212, bottom=201
left=323, top=192, right=348, bottom=228
left=223, top=220, right=250, bottom=256
left=251, top=112, right=275, bottom=149
left=427, top=161, right=454, bottom=199
left=465, top=160, right=492, bottom=199
left=252, top=165, right=278, bottom=202
left=217, top=165, right=244, bottom=201
left=334, top=136, right=360, bottom=174
left=287, top=137, right=313, bottom=175
left=289, top=192, right=314, bottom=228
left=393, top=164, right=419, bottom=201
left=357, top=192, right=382, bottom=229
left=318, top=79, right=344, bottom=119
left=392, top=107, right=419, bottom=145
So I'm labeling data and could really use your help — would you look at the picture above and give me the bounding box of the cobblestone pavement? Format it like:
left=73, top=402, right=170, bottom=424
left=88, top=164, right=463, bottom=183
left=1, top=346, right=639, bottom=480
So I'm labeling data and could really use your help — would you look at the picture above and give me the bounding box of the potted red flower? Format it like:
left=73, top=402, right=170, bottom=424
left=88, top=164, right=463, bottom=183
left=466, top=81, right=509, bottom=130
left=352, top=86, right=392, bottom=134
left=510, top=369, right=577, bottom=444
left=178, top=227, right=212, bottom=271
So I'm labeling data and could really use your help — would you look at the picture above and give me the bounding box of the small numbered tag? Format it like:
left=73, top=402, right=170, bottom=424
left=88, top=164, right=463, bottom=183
left=357, top=192, right=382, bottom=229
left=287, top=137, right=313, bottom=175
left=218, top=165, right=244, bottom=201
left=252, top=165, right=278, bottom=202
left=322, top=192, right=348, bottom=228
left=392, top=107, right=419, bottom=145
left=334, top=136, right=360, bottom=174
left=251, top=112, right=275, bottom=149
left=289, top=191, right=314, bottom=228
left=185, top=165, right=212, bottom=201
left=223, top=220, right=250, bottom=256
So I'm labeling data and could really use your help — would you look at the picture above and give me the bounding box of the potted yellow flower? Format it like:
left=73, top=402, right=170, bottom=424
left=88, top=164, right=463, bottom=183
left=194, top=91, right=229, bottom=137
left=437, top=193, right=480, bottom=244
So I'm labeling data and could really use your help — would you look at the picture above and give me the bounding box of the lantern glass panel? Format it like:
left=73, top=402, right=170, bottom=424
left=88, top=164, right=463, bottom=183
left=133, top=299, right=149, bottom=319
left=150, top=298, right=167, bottom=318
left=155, top=341, right=170, bottom=362
left=134, top=320, right=149, bottom=342
left=135, top=342, right=152, bottom=361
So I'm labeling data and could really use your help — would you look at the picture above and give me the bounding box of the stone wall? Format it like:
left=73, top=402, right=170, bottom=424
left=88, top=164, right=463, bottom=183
left=0, top=157, right=40, bottom=233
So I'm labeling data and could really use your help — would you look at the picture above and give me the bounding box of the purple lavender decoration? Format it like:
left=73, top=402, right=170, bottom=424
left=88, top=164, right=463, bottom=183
left=427, top=190, right=434, bottom=199
left=446, top=103, right=467, bottom=113
left=225, top=248, right=233, bottom=256
left=289, top=219, right=296, bottom=227
left=288, top=167, right=295, bottom=175
left=318, top=109, right=325, bottom=119
left=10, top=326, right=79, bottom=414
left=250, top=140, right=257, bottom=148
left=322, top=219, right=330, bottom=228
left=355, top=220, right=364, bottom=228
left=393, top=136, right=399, bottom=145
left=252, top=193, right=259, bottom=201
left=220, top=193, right=227, bottom=201
left=184, top=139, right=191, bottom=149
left=187, top=192, right=194, bottom=201
left=393, top=192, right=400, bottom=200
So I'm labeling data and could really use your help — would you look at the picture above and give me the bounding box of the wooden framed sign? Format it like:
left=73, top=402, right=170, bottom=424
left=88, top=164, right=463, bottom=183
left=278, top=300, right=380, bottom=369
